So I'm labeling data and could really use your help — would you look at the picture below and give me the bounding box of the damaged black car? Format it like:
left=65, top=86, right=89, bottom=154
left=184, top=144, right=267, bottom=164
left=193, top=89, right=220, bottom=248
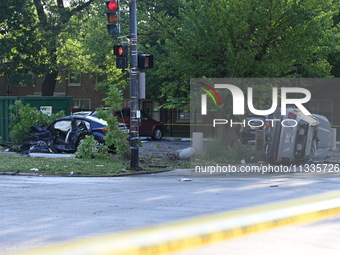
left=20, top=116, right=124, bottom=154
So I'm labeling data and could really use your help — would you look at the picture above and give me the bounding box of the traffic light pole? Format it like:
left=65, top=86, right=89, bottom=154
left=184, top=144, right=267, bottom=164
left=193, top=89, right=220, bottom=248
left=129, top=0, right=141, bottom=170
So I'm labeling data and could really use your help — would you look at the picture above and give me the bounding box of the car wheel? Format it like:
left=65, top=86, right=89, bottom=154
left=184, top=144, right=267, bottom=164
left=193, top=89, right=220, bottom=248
left=152, top=128, right=162, bottom=140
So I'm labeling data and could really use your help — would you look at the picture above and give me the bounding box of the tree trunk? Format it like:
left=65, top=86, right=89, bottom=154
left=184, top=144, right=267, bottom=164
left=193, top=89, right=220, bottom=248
left=41, top=72, right=58, bottom=96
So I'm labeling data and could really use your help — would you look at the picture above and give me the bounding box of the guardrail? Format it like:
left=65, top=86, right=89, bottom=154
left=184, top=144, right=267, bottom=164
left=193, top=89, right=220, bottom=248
left=9, top=191, right=340, bottom=255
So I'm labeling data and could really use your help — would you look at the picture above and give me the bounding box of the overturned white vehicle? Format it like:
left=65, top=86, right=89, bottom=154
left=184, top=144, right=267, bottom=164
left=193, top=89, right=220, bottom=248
left=261, top=108, right=332, bottom=164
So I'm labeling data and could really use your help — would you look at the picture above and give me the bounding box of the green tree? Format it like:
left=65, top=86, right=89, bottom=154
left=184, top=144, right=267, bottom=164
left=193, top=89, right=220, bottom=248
left=0, top=0, right=98, bottom=96
left=139, top=0, right=340, bottom=108
left=56, top=1, right=129, bottom=93
left=137, top=0, right=183, bottom=105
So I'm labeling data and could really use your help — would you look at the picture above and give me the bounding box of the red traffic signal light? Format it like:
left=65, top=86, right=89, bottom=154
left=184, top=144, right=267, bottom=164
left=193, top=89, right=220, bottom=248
left=114, top=45, right=128, bottom=56
left=106, top=0, right=118, bottom=11
left=105, top=1, right=120, bottom=36
left=114, top=45, right=128, bottom=69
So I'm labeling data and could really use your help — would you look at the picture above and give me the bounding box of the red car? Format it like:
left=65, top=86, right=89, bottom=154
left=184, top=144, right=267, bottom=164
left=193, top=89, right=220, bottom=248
left=91, top=108, right=164, bottom=140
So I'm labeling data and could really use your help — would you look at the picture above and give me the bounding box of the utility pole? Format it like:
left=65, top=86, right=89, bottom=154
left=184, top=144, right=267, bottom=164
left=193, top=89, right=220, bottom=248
left=129, top=0, right=141, bottom=170
left=106, top=0, right=143, bottom=170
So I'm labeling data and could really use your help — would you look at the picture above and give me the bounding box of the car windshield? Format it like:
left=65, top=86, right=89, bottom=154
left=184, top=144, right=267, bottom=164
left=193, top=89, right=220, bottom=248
left=85, top=116, right=108, bottom=126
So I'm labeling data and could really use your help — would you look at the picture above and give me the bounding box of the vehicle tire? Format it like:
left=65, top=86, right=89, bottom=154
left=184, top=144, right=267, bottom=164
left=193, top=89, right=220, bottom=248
left=152, top=128, right=163, bottom=140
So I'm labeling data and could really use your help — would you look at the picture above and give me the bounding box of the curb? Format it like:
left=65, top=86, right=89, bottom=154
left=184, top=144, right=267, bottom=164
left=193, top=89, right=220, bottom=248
left=0, top=169, right=176, bottom=178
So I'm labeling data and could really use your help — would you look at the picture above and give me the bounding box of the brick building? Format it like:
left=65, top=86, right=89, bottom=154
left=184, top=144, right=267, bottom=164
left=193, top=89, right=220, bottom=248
left=0, top=72, right=190, bottom=136
left=0, top=72, right=107, bottom=111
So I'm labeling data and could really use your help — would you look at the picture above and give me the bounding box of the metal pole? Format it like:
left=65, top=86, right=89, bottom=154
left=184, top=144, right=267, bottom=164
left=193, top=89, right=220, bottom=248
left=129, top=0, right=141, bottom=170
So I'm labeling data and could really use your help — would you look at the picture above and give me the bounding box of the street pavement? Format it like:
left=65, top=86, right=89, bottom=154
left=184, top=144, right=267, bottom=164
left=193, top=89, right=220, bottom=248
left=1, top=170, right=340, bottom=254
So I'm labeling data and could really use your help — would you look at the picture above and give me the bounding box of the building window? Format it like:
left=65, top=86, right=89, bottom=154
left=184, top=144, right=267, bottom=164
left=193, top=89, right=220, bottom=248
left=68, top=72, right=81, bottom=86
left=177, top=107, right=190, bottom=121
left=8, top=70, right=34, bottom=86
left=73, top=99, right=91, bottom=111
left=22, top=71, right=34, bottom=86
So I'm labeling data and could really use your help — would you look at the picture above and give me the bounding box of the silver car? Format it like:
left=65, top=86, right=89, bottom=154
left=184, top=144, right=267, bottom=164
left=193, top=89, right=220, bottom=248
left=262, top=108, right=331, bottom=163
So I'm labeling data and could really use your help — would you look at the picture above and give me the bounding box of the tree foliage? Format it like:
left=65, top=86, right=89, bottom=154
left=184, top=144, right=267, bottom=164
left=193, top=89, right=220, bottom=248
left=97, top=86, right=130, bottom=160
left=0, top=0, right=100, bottom=95
left=1, top=0, right=339, bottom=105
left=138, top=0, right=340, bottom=108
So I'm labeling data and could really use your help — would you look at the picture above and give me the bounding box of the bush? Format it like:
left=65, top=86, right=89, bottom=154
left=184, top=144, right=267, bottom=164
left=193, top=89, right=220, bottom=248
left=75, top=135, right=109, bottom=159
left=9, top=100, right=65, bottom=143
left=98, top=86, right=130, bottom=160
left=98, top=109, right=130, bottom=160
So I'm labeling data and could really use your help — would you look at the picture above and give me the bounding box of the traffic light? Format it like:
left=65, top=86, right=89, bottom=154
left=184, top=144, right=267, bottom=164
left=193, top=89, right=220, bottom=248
left=114, top=45, right=128, bottom=56
left=114, top=45, right=128, bottom=69
left=138, top=53, right=154, bottom=70
left=106, top=0, right=120, bottom=36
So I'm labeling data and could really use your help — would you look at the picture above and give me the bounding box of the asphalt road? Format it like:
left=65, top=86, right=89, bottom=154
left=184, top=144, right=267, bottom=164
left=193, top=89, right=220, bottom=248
left=1, top=171, right=340, bottom=254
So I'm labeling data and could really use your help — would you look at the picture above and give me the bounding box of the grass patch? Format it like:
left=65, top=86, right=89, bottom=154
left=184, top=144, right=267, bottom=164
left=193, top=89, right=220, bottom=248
left=192, top=139, right=261, bottom=167
left=0, top=155, right=190, bottom=176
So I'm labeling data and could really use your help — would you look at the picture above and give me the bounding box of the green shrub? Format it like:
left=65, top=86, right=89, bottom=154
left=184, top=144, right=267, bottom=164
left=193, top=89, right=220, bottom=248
left=98, top=109, right=130, bottom=160
left=9, top=100, right=65, bottom=143
left=98, top=86, right=130, bottom=160
left=75, top=135, right=109, bottom=159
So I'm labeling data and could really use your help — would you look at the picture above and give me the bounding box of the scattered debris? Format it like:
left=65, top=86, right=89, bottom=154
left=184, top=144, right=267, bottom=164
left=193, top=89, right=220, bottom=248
left=167, top=147, right=197, bottom=160
left=139, top=156, right=152, bottom=163
left=177, top=147, right=197, bottom=159
left=167, top=152, right=178, bottom=161
left=178, top=178, right=192, bottom=181
left=29, top=153, right=73, bottom=158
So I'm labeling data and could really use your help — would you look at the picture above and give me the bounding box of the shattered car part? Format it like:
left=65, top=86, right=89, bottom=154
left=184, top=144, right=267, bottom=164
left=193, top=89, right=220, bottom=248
left=20, top=116, right=126, bottom=154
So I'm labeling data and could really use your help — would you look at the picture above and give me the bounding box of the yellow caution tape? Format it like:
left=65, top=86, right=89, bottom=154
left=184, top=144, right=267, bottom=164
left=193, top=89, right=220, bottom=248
left=9, top=190, right=340, bottom=255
